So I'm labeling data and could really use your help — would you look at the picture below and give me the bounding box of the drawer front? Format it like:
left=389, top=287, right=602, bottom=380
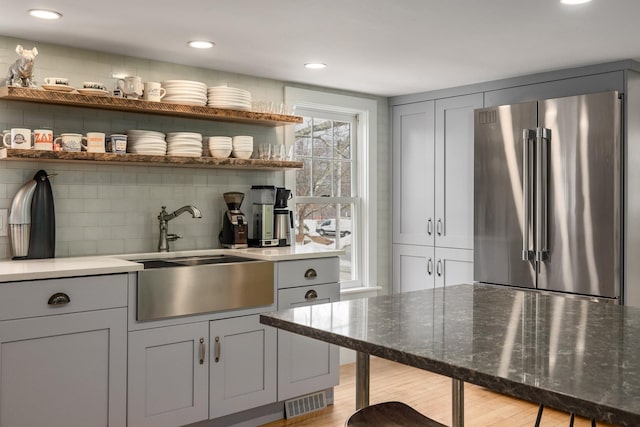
left=276, top=257, right=339, bottom=289
left=278, top=282, right=340, bottom=309
left=0, top=274, right=128, bottom=321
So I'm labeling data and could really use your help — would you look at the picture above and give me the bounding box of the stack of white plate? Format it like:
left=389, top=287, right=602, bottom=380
left=232, top=136, right=253, bottom=159
left=161, top=80, right=207, bottom=106
left=207, top=86, right=252, bottom=110
left=127, top=130, right=167, bottom=155
left=166, top=132, right=203, bottom=157
left=207, top=136, right=232, bottom=159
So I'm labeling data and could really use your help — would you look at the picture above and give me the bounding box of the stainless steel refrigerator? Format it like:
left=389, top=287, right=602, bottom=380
left=473, top=91, right=622, bottom=300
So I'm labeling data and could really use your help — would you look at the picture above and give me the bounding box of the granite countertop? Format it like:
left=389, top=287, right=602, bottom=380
left=260, top=284, right=640, bottom=426
left=0, top=246, right=343, bottom=282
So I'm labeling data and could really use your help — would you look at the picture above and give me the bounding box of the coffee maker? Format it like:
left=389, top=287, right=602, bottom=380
left=274, top=187, right=294, bottom=246
left=219, top=192, right=248, bottom=248
left=248, top=185, right=279, bottom=247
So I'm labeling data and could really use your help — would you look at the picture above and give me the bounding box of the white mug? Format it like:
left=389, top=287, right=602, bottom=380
left=3, top=128, right=32, bottom=149
left=82, top=132, right=106, bottom=153
left=142, top=82, right=167, bottom=102
left=54, top=133, right=83, bottom=152
left=33, top=129, right=53, bottom=151
left=117, top=76, right=143, bottom=99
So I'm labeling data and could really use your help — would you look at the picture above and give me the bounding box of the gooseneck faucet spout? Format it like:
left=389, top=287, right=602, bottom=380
left=158, top=205, right=203, bottom=252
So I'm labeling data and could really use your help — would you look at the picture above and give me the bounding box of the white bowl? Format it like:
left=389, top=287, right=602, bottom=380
left=210, top=148, right=232, bottom=158
left=232, top=150, right=253, bottom=159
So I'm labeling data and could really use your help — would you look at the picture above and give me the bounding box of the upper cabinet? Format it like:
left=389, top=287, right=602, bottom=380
left=392, top=92, right=483, bottom=250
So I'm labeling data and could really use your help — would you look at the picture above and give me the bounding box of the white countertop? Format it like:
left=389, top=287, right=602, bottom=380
left=0, top=246, right=344, bottom=282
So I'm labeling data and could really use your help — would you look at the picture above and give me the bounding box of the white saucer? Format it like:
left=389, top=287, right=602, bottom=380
left=42, top=84, right=75, bottom=92
left=77, top=88, right=109, bottom=96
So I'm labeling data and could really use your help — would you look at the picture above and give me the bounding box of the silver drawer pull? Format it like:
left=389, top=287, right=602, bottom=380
left=199, top=338, right=205, bottom=365
left=305, top=290, right=318, bottom=300
left=214, top=336, right=221, bottom=363
left=48, top=292, right=70, bottom=306
left=304, top=268, right=317, bottom=279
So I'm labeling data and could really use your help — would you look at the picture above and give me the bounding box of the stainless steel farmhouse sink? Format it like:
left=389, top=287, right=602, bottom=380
left=134, top=255, right=274, bottom=321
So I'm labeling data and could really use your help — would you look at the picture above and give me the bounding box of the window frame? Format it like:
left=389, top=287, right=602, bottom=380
left=284, top=87, right=377, bottom=290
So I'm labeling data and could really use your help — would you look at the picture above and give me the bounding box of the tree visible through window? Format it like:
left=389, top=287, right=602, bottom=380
left=293, top=110, right=358, bottom=284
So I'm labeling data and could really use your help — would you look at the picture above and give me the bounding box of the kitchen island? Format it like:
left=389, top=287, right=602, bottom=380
left=260, top=284, right=640, bottom=427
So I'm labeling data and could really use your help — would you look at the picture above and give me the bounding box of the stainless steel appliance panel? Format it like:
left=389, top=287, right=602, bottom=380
left=474, top=101, right=537, bottom=288
left=537, top=92, right=621, bottom=298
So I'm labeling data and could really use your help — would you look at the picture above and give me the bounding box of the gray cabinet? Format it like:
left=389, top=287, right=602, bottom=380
left=0, top=275, right=128, bottom=427
left=392, top=244, right=473, bottom=292
left=209, top=314, right=277, bottom=418
left=276, top=258, right=340, bottom=401
left=392, top=93, right=482, bottom=293
left=128, top=322, right=209, bottom=427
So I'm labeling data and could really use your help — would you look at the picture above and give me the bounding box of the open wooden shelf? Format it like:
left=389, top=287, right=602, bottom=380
left=0, top=149, right=304, bottom=171
left=0, top=86, right=302, bottom=127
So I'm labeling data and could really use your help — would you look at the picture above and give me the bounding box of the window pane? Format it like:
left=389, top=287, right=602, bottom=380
left=295, top=159, right=312, bottom=197
left=312, top=118, right=333, bottom=158
left=334, top=120, right=351, bottom=160
left=294, top=117, right=313, bottom=157
left=334, top=160, right=352, bottom=197
left=312, top=159, right=332, bottom=197
left=338, top=204, right=353, bottom=282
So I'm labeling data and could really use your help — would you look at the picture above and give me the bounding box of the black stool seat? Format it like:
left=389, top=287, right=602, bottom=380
left=346, top=401, right=447, bottom=427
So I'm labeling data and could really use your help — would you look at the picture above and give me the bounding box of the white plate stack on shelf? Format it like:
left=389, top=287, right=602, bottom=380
left=161, top=80, right=207, bottom=106
left=232, top=136, right=253, bottom=159
left=207, top=86, right=252, bottom=111
left=207, top=136, right=232, bottom=159
left=126, top=130, right=167, bottom=155
left=166, top=132, right=203, bottom=157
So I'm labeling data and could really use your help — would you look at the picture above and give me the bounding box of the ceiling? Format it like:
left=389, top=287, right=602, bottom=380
left=2, top=0, right=640, bottom=97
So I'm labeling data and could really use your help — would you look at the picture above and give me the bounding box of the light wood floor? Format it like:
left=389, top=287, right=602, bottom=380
left=261, top=357, right=617, bottom=427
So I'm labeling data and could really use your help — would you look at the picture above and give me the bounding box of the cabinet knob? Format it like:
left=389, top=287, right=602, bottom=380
left=47, top=292, right=71, bottom=306
left=304, top=268, right=318, bottom=279
left=304, top=290, right=318, bottom=300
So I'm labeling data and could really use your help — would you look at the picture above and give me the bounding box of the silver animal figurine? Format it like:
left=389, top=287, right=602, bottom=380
left=6, top=45, right=38, bottom=87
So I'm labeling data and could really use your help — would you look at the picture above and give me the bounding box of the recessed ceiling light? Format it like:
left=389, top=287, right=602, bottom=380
left=560, top=0, right=592, bottom=4
left=188, top=40, right=215, bottom=49
left=305, top=63, right=327, bottom=70
left=28, top=9, right=62, bottom=19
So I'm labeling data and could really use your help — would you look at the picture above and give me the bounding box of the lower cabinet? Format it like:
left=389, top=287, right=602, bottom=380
left=392, top=244, right=473, bottom=293
left=128, top=322, right=209, bottom=427
left=128, top=315, right=277, bottom=427
left=209, top=315, right=277, bottom=418
left=277, top=282, right=340, bottom=401
left=0, top=308, right=127, bottom=427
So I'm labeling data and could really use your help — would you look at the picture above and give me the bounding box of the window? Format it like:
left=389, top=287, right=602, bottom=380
left=284, top=87, right=377, bottom=290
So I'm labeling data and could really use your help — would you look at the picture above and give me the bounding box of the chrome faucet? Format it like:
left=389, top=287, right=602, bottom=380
left=158, top=205, right=203, bottom=252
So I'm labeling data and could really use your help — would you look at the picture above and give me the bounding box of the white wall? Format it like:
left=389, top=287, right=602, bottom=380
left=0, top=36, right=390, bottom=293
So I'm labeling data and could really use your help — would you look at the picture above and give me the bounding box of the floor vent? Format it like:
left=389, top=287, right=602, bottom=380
left=284, top=391, right=327, bottom=418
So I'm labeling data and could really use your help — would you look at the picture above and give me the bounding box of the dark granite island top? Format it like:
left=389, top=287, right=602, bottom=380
left=260, top=284, right=640, bottom=426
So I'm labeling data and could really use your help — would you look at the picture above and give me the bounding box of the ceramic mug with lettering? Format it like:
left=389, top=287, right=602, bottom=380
left=33, top=129, right=54, bottom=150
left=82, top=132, right=106, bottom=153
left=2, top=128, right=32, bottom=149
left=117, top=76, right=143, bottom=99
left=108, top=134, right=127, bottom=154
left=53, top=133, right=83, bottom=152
left=44, top=77, right=69, bottom=86
left=142, top=82, right=166, bottom=102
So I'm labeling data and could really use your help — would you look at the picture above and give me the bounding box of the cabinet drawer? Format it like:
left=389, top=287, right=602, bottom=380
left=278, top=282, right=340, bottom=309
left=0, top=274, right=128, bottom=321
left=276, top=258, right=339, bottom=289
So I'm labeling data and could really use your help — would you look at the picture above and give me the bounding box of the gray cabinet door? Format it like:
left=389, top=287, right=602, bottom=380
left=392, top=244, right=435, bottom=293
left=209, top=315, right=277, bottom=419
left=277, top=283, right=340, bottom=401
left=128, top=322, right=209, bottom=427
left=434, top=247, right=474, bottom=288
left=392, top=101, right=435, bottom=246
left=0, top=308, right=127, bottom=427
left=435, top=93, right=484, bottom=250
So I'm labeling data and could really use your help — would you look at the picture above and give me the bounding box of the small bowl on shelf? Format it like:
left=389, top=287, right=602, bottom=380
left=209, top=148, right=232, bottom=159
left=232, top=150, right=253, bottom=159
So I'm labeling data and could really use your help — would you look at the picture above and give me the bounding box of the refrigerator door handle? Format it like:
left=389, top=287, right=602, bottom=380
left=522, top=129, right=535, bottom=261
left=536, top=127, right=550, bottom=262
